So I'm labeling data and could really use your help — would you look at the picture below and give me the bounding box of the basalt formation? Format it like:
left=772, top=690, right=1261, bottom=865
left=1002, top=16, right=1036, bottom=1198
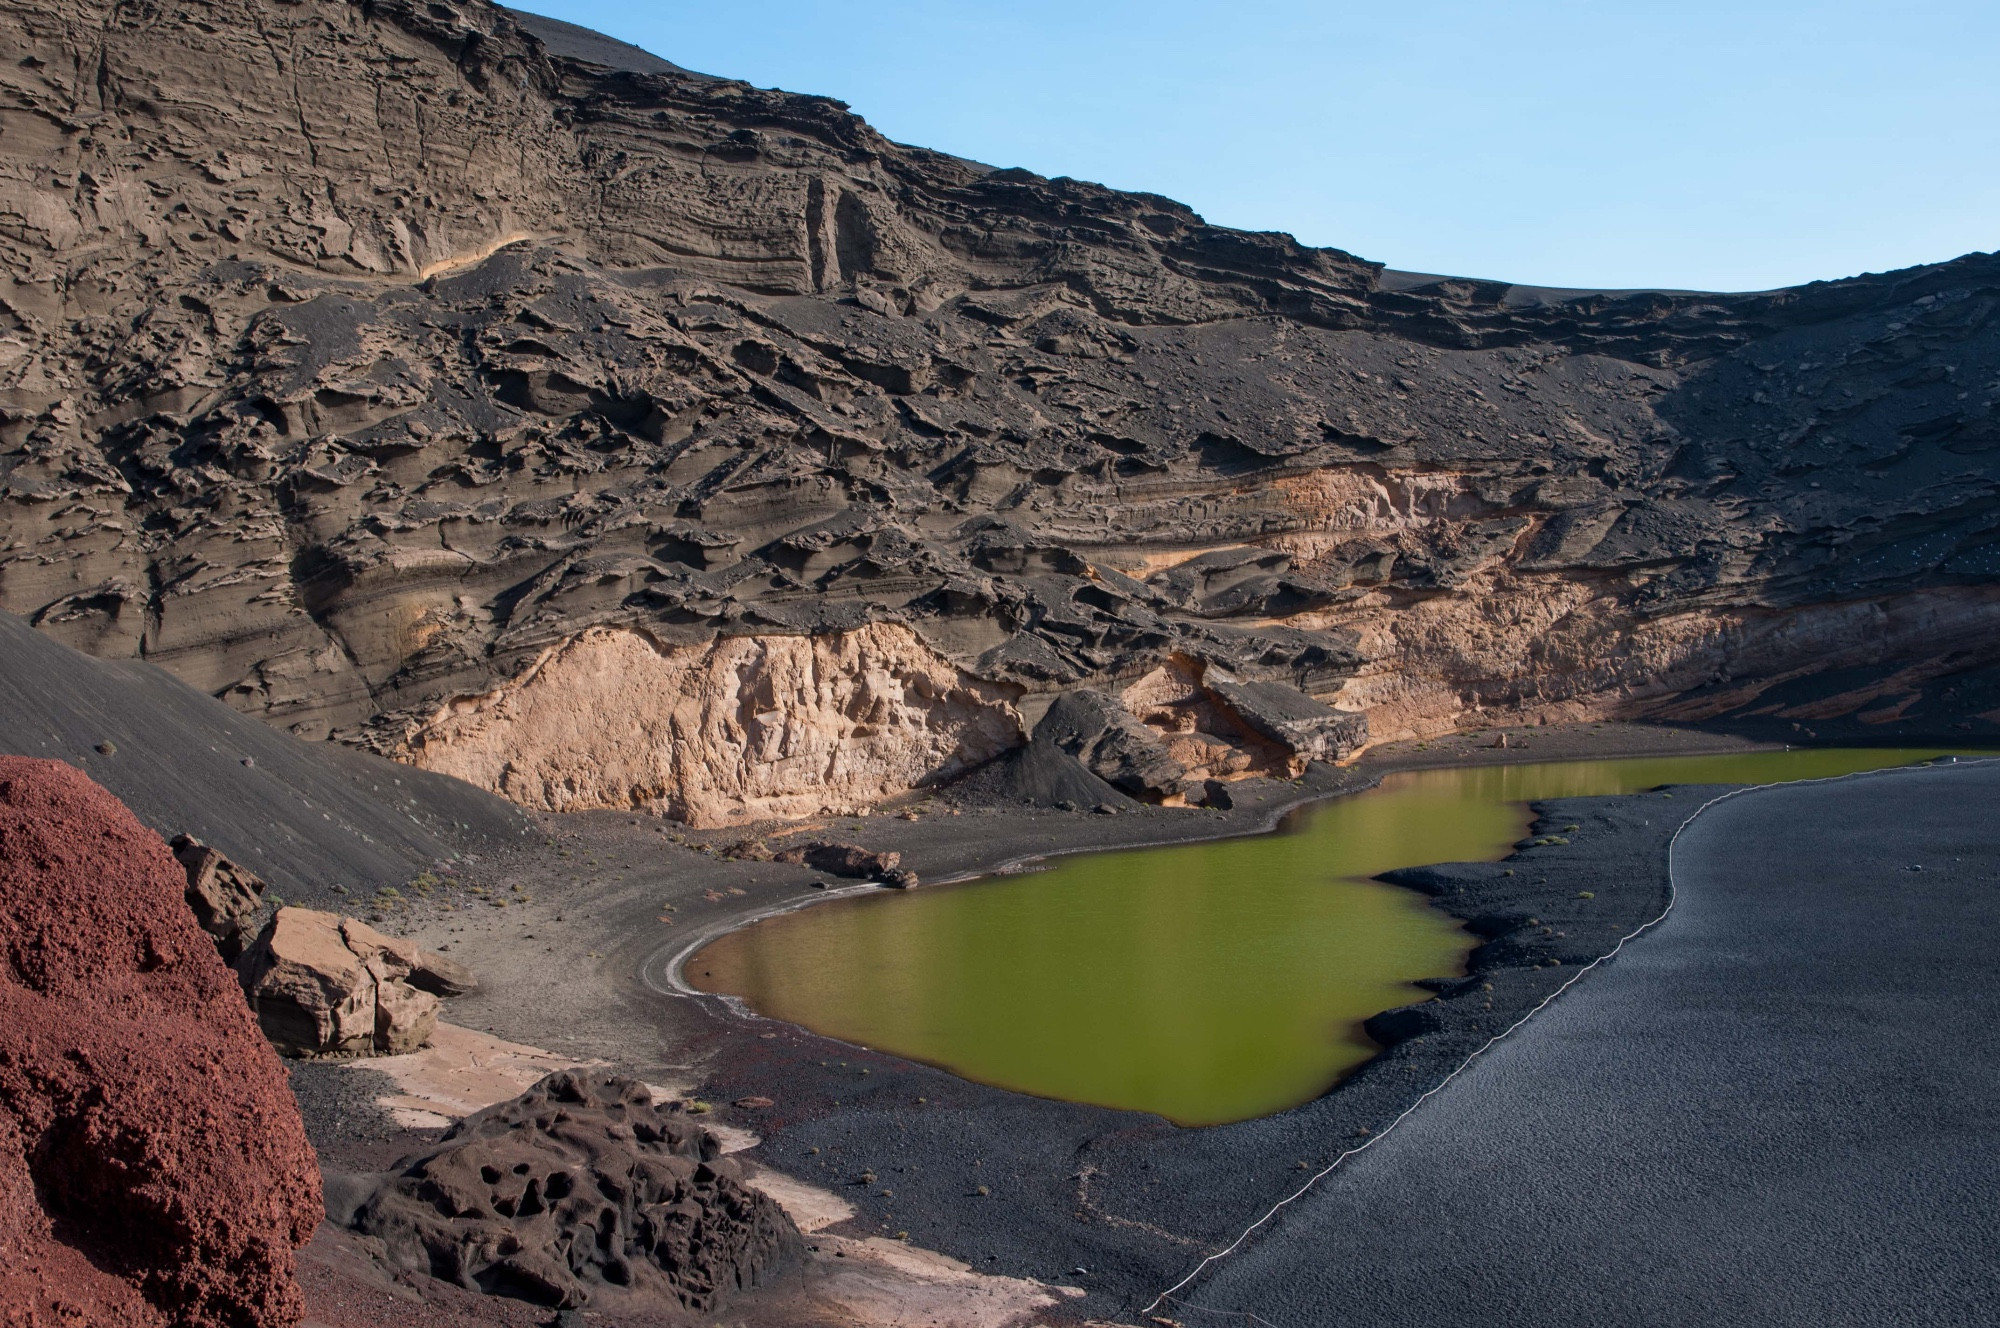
left=3, top=0, right=1997, bottom=825
left=347, top=1070, right=802, bottom=1313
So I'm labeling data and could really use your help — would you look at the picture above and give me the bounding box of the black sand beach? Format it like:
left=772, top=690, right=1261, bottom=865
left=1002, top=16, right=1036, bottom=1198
left=14, top=607, right=1990, bottom=1322
left=367, top=736, right=1876, bottom=1320
left=1187, top=759, right=2000, bottom=1327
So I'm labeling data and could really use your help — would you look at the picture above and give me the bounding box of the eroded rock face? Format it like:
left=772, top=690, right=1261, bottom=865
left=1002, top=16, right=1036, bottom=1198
left=350, top=1070, right=802, bottom=1313
left=170, top=832, right=267, bottom=960
left=235, top=906, right=470, bottom=1056
left=1, top=0, right=1996, bottom=801
left=402, top=622, right=1023, bottom=826
left=0, top=757, right=320, bottom=1328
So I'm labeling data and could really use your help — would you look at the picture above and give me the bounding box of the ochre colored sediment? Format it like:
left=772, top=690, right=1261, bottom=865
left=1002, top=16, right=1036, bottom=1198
left=403, top=623, right=1022, bottom=826
left=0, top=757, right=321, bottom=1328
left=1301, top=582, right=2000, bottom=745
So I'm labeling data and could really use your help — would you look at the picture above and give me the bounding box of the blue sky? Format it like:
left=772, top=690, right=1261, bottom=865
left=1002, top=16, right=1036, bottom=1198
left=515, top=1, right=1999, bottom=292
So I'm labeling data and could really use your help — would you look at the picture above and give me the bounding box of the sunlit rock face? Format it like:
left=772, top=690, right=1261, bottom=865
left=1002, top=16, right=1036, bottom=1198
left=2, top=0, right=1996, bottom=819
left=404, top=622, right=1023, bottom=826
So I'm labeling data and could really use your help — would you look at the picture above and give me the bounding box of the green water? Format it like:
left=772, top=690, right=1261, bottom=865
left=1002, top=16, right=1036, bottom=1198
left=688, top=748, right=1971, bottom=1125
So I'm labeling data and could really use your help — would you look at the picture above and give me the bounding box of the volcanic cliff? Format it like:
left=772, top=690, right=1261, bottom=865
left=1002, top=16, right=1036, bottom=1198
left=3, top=0, right=1996, bottom=825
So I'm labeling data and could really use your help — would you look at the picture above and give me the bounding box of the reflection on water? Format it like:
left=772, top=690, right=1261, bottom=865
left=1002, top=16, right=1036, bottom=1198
left=688, top=748, right=1970, bottom=1125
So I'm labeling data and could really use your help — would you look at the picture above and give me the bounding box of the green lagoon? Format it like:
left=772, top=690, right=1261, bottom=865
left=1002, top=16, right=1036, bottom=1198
left=688, top=748, right=1970, bottom=1125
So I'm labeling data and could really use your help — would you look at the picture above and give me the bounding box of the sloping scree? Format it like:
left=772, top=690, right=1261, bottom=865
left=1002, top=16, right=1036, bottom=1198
left=0, top=757, right=321, bottom=1328
left=350, top=1070, right=802, bottom=1313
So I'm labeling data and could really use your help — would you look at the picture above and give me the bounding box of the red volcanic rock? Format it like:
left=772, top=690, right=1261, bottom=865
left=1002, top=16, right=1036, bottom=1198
left=0, top=757, right=322, bottom=1328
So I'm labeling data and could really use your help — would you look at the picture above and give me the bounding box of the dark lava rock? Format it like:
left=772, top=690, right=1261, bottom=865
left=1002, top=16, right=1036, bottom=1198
left=3, top=0, right=1999, bottom=822
left=1202, top=671, right=1368, bottom=764
left=775, top=840, right=904, bottom=879
left=0, top=757, right=321, bottom=1328
left=1035, top=690, right=1188, bottom=801
left=349, top=1070, right=802, bottom=1313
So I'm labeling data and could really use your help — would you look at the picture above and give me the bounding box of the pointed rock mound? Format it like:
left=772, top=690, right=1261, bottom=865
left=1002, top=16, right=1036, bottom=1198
left=0, top=757, right=321, bottom=1328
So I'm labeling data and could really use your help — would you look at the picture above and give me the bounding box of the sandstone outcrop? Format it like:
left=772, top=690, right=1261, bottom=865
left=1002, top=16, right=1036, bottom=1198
left=403, top=622, right=1022, bottom=825
left=236, top=906, right=473, bottom=1056
left=0, top=757, right=320, bottom=1328
left=349, top=1069, right=802, bottom=1313
left=0, top=0, right=1996, bottom=819
left=170, top=832, right=267, bottom=960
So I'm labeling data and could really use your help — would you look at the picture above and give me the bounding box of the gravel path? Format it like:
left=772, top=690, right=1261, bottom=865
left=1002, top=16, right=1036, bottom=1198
left=1184, top=759, right=2000, bottom=1327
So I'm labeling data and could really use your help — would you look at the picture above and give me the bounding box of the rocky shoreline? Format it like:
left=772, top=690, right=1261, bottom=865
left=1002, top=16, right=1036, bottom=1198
left=7, top=599, right=1983, bottom=1325
left=295, top=720, right=1843, bottom=1322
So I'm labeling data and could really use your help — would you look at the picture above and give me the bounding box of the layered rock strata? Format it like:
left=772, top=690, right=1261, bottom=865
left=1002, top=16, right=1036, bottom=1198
left=0, top=757, right=320, bottom=1328
left=349, top=1070, right=803, bottom=1313
left=0, top=0, right=1996, bottom=823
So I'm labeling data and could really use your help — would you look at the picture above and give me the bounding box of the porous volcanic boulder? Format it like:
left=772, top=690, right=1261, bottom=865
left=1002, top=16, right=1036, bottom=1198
left=235, top=908, right=472, bottom=1056
left=0, top=757, right=320, bottom=1328
left=169, top=832, right=266, bottom=960
left=350, top=1070, right=802, bottom=1313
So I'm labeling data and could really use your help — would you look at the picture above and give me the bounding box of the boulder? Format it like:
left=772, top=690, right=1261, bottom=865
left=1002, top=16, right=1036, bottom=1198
left=234, top=907, right=465, bottom=1056
left=349, top=1070, right=802, bottom=1313
left=0, top=757, right=320, bottom=1328
left=774, top=841, right=903, bottom=879
left=1034, top=689, right=1188, bottom=802
left=169, top=832, right=266, bottom=960
left=338, top=915, right=480, bottom=998
left=1202, top=669, right=1369, bottom=768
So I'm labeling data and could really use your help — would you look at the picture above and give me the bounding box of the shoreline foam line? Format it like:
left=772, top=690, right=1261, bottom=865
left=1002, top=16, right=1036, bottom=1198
left=633, top=772, right=1389, bottom=1015
left=641, top=880, right=886, bottom=1014
left=633, top=738, right=1809, bottom=1011
left=1136, top=757, right=1990, bottom=1318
